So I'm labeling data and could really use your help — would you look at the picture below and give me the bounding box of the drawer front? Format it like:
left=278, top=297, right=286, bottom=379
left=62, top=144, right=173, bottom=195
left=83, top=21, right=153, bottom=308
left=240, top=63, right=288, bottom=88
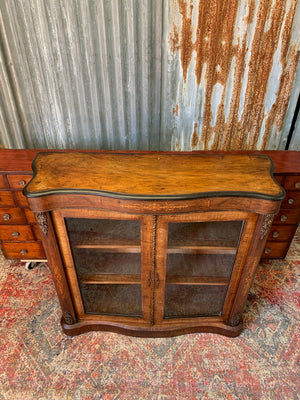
left=0, top=208, right=27, bottom=224
left=0, top=191, right=15, bottom=207
left=262, top=242, right=290, bottom=259
left=14, top=190, right=30, bottom=207
left=2, top=242, right=46, bottom=259
left=0, top=225, right=35, bottom=241
left=284, top=176, right=300, bottom=191
left=273, top=209, right=300, bottom=224
left=281, top=192, right=300, bottom=208
left=0, top=175, right=7, bottom=188
left=267, top=224, right=296, bottom=242
left=24, top=208, right=37, bottom=224
left=7, top=174, right=32, bottom=189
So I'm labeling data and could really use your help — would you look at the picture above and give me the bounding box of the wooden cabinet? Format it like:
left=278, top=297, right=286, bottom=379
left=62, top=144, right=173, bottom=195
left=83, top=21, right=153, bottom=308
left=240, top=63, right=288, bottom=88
left=262, top=151, right=300, bottom=258
left=24, top=152, right=284, bottom=337
left=0, top=151, right=46, bottom=260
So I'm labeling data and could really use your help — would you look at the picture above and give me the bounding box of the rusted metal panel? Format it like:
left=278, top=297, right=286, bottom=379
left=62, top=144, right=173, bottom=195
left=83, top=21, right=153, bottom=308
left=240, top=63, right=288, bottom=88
left=0, top=0, right=299, bottom=151
left=160, top=0, right=300, bottom=150
left=279, top=58, right=300, bottom=150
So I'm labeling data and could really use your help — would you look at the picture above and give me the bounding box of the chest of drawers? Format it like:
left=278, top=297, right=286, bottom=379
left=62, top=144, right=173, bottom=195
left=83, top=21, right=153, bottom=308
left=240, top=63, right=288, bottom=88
left=262, top=151, right=300, bottom=258
left=0, top=151, right=46, bottom=260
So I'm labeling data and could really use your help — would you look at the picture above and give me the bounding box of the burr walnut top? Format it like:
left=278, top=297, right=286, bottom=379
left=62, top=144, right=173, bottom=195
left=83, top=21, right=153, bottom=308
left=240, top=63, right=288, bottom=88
left=24, top=152, right=285, bottom=201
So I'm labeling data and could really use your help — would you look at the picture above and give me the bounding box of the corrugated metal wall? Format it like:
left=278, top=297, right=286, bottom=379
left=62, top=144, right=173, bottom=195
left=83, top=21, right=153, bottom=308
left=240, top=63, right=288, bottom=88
left=0, top=0, right=299, bottom=151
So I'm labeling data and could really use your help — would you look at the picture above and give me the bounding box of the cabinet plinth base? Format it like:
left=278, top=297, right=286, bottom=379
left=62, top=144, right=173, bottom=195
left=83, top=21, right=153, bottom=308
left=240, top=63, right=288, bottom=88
left=61, top=317, right=243, bottom=338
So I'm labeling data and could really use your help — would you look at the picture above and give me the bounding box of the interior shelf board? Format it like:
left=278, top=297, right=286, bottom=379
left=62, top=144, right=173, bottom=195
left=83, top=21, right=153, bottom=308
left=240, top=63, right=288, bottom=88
left=166, top=275, right=229, bottom=285
left=73, top=244, right=141, bottom=253
left=167, top=246, right=236, bottom=255
left=80, top=274, right=141, bottom=285
left=71, top=236, right=140, bottom=246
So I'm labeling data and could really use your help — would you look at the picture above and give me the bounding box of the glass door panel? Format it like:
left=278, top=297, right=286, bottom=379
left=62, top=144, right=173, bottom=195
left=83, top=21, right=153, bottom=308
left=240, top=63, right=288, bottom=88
left=165, top=285, right=228, bottom=317
left=164, top=220, right=244, bottom=319
left=65, top=217, right=142, bottom=317
left=168, top=221, right=242, bottom=252
left=80, top=284, right=142, bottom=316
left=166, top=254, right=237, bottom=279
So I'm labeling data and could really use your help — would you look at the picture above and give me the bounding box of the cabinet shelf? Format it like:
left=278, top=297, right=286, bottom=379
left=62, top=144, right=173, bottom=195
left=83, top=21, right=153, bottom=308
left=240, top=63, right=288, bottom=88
left=73, top=242, right=141, bottom=253
left=80, top=274, right=141, bottom=285
left=167, top=246, right=236, bottom=254
left=81, top=274, right=227, bottom=286
left=73, top=243, right=235, bottom=254
left=166, top=275, right=229, bottom=285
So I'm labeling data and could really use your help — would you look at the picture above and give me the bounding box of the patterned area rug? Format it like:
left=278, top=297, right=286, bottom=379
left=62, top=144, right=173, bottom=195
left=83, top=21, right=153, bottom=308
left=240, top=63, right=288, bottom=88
left=1, top=229, right=299, bottom=400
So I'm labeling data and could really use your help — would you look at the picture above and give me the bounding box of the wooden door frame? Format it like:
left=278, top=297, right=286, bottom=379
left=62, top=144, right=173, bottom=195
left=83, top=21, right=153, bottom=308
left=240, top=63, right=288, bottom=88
left=52, top=208, right=154, bottom=326
left=154, top=210, right=258, bottom=326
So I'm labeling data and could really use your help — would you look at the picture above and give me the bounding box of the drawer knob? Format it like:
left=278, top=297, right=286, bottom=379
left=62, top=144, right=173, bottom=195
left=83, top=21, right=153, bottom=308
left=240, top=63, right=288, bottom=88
left=12, top=231, right=20, bottom=238
left=272, top=231, right=279, bottom=238
left=280, top=214, right=287, bottom=222
left=287, top=198, right=294, bottom=205
left=264, top=247, right=271, bottom=254
left=295, top=182, right=300, bottom=189
left=20, top=248, right=28, bottom=255
left=3, top=213, right=11, bottom=220
left=18, top=179, right=26, bottom=186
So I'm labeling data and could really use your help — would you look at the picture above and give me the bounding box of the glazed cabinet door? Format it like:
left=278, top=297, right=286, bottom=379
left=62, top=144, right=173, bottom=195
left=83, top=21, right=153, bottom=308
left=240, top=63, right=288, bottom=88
left=52, top=209, right=154, bottom=326
left=154, top=211, right=258, bottom=326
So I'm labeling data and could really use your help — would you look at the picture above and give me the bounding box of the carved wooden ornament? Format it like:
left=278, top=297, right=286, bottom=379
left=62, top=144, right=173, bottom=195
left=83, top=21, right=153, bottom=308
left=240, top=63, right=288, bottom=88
left=63, top=311, right=74, bottom=325
left=35, top=212, right=48, bottom=236
left=260, top=214, right=274, bottom=240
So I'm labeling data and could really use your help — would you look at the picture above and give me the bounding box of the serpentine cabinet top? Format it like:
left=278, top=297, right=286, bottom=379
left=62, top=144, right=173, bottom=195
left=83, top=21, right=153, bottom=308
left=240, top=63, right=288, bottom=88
left=24, top=152, right=285, bottom=201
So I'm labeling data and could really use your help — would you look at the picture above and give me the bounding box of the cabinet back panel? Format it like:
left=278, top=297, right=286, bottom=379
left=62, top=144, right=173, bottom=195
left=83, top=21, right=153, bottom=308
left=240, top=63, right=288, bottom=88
left=164, top=285, right=227, bottom=318
left=80, top=284, right=142, bottom=317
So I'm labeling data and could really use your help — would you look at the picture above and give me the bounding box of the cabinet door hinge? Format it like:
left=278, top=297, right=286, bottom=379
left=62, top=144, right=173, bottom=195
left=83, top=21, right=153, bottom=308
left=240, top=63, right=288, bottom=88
left=155, top=273, right=160, bottom=288
left=148, top=271, right=152, bottom=287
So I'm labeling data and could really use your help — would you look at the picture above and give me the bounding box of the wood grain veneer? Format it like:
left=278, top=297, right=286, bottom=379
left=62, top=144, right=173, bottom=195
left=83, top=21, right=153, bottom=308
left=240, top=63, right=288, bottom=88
left=25, top=153, right=284, bottom=200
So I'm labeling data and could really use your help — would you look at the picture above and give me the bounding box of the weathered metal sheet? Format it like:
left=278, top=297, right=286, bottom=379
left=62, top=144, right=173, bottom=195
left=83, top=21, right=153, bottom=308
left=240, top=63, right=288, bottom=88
left=0, top=0, right=299, bottom=151
left=160, top=0, right=300, bottom=150
left=279, top=59, right=300, bottom=150
left=0, top=0, right=162, bottom=150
